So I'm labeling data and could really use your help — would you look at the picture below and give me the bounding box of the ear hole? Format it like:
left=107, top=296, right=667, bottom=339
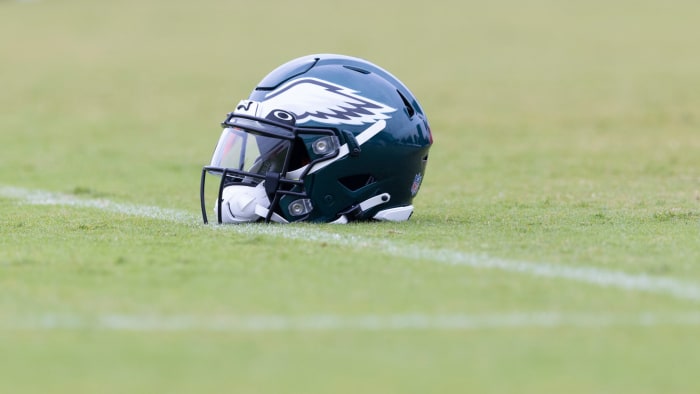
left=338, top=174, right=376, bottom=191
left=288, top=138, right=311, bottom=170
left=396, top=90, right=415, bottom=118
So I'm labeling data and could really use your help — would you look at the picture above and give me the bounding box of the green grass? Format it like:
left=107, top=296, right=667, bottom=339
left=2, top=0, right=700, bottom=392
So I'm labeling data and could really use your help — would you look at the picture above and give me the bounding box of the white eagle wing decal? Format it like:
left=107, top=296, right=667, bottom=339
left=262, top=77, right=396, bottom=125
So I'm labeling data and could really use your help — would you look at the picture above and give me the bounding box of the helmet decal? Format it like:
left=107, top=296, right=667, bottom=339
left=410, top=173, right=423, bottom=196
left=263, top=77, right=396, bottom=126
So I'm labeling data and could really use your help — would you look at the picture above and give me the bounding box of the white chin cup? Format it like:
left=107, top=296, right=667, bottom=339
left=215, top=184, right=270, bottom=223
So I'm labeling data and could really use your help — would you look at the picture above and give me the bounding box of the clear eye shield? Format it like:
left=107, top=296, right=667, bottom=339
left=200, top=112, right=340, bottom=224
left=210, top=127, right=291, bottom=179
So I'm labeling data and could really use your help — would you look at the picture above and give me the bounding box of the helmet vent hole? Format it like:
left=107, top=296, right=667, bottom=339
left=339, top=174, right=376, bottom=191
left=397, top=90, right=415, bottom=117
left=343, top=65, right=371, bottom=74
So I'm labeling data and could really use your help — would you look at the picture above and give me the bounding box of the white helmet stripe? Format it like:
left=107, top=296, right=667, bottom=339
left=286, top=120, right=386, bottom=179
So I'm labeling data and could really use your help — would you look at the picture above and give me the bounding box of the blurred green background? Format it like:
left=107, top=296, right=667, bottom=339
left=1, top=0, right=700, bottom=393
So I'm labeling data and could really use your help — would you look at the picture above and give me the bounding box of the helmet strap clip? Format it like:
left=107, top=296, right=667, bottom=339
left=341, top=130, right=361, bottom=157
left=334, top=193, right=391, bottom=223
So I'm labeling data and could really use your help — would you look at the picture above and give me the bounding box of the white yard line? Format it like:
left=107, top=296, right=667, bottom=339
left=4, top=312, right=700, bottom=332
left=2, top=185, right=700, bottom=303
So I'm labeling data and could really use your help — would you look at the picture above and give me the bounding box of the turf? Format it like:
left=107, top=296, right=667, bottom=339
left=1, top=0, right=700, bottom=392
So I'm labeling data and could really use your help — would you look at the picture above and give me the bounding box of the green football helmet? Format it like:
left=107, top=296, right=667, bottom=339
left=200, top=54, right=433, bottom=224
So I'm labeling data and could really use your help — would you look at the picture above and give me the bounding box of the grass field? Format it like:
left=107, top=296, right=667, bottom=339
left=2, top=0, right=700, bottom=392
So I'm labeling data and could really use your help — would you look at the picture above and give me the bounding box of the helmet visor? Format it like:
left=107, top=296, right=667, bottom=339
left=210, top=127, right=291, bottom=175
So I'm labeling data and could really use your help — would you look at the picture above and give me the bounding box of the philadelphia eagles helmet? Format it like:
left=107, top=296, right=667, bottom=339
left=200, top=54, right=433, bottom=224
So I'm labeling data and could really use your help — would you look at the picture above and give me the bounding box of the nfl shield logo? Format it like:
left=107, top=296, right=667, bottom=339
left=410, top=173, right=423, bottom=196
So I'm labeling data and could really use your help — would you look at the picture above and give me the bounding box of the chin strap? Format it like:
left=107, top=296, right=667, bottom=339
left=254, top=204, right=289, bottom=224
left=331, top=193, right=392, bottom=224
left=216, top=182, right=292, bottom=224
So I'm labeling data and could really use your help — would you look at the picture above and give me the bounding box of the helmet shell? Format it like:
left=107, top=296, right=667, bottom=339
left=201, top=54, right=432, bottom=224
left=249, top=54, right=432, bottom=222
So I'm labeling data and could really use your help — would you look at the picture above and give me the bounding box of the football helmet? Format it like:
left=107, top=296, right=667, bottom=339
left=200, top=54, right=432, bottom=224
